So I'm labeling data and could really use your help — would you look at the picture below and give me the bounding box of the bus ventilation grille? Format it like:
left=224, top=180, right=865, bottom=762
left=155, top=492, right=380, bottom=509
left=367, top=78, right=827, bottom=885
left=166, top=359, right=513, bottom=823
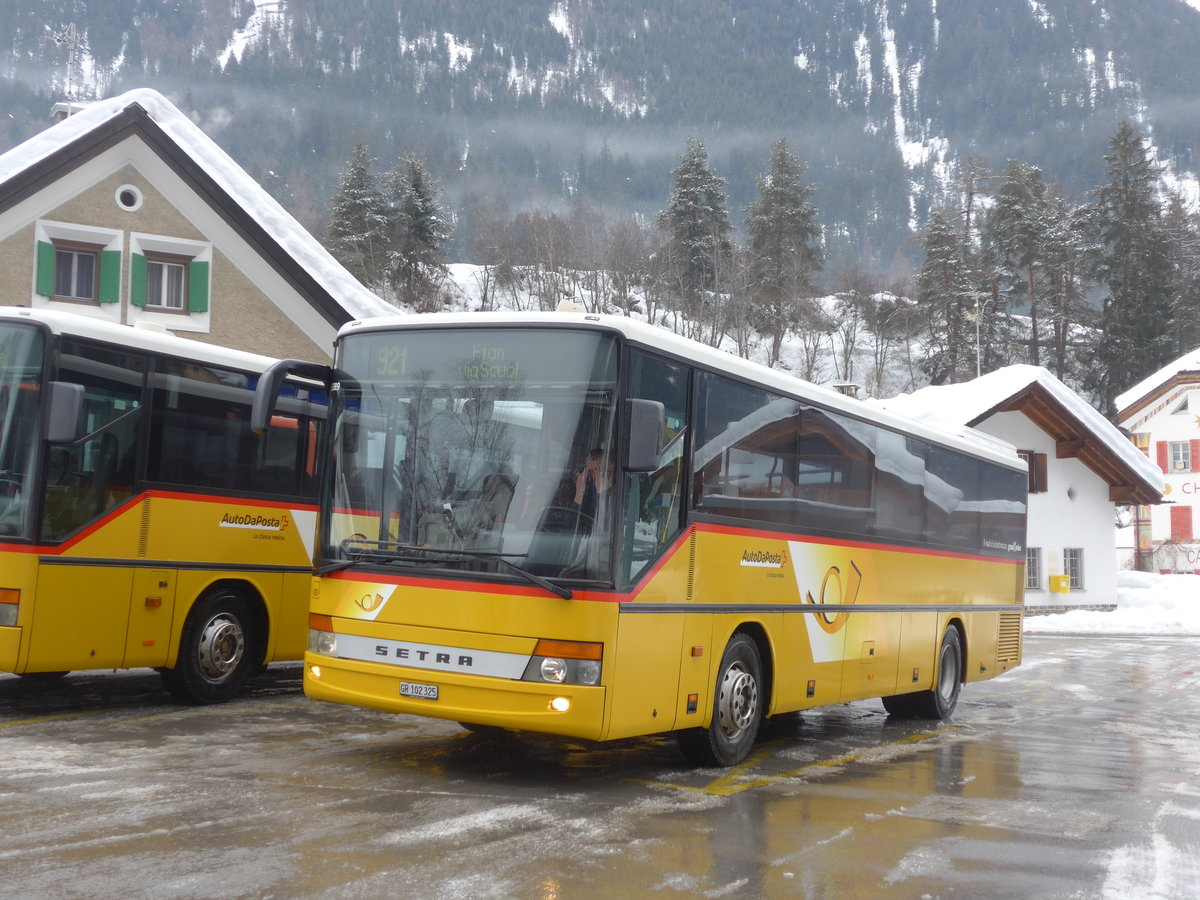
left=138, top=496, right=151, bottom=558
left=997, top=610, right=1022, bottom=662
left=686, top=528, right=697, bottom=602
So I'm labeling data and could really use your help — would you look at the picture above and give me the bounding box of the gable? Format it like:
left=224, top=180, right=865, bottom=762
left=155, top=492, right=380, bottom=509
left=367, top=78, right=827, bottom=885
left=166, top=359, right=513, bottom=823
left=969, top=384, right=1161, bottom=505
left=0, top=132, right=339, bottom=360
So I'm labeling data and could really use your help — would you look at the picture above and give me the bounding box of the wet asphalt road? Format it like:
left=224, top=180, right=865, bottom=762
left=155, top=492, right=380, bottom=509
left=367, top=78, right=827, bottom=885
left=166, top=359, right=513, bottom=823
left=3, top=634, right=1199, bottom=899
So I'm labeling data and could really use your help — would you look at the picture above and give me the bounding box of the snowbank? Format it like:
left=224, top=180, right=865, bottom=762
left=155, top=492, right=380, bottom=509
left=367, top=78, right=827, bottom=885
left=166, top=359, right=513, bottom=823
left=1025, top=570, right=1200, bottom=636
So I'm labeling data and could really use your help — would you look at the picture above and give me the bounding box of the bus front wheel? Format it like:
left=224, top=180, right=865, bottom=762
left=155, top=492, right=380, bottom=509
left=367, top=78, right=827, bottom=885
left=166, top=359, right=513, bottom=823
left=678, top=632, right=764, bottom=767
left=883, top=625, right=963, bottom=719
left=161, top=590, right=260, bottom=705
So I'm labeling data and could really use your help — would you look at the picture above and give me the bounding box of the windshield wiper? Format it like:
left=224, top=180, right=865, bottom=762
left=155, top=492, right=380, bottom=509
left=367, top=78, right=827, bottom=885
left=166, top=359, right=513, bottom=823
left=335, top=538, right=573, bottom=600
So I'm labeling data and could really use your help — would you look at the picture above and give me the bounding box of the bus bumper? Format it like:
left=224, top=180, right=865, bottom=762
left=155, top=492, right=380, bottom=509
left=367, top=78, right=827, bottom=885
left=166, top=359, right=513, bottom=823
left=303, top=652, right=607, bottom=740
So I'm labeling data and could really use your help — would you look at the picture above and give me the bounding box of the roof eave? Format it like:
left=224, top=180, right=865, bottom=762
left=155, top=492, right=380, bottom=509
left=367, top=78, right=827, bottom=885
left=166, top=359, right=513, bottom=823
left=970, top=383, right=1162, bottom=505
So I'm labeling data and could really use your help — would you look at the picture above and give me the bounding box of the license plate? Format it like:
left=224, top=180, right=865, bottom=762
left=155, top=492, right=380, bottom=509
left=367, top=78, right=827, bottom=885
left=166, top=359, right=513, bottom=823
left=400, top=681, right=438, bottom=700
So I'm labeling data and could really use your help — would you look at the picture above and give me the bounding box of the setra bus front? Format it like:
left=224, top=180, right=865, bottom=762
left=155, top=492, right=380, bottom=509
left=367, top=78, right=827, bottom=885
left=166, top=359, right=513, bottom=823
left=290, top=318, right=662, bottom=739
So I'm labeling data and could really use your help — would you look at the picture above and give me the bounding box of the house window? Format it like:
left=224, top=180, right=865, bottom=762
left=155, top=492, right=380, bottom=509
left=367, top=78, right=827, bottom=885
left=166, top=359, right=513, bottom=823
left=1017, top=450, right=1048, bottom=493
left=129, top=234, right=210, bottom=318
left=53, top=243, right=99, bottom=301
left=145, top=254, right=189, bottom=311
left=1025, top=547, right=1042, bottom=590
left=34, top=223, right=122, bottom=308
left=1063, top=548, right=1084, bottom=590
left=1170, top=442, right=1192, bottom=473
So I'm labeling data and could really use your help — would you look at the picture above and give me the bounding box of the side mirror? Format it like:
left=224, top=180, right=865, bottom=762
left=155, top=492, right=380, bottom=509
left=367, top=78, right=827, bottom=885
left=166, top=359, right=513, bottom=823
left=251, top=359, right=332, bottom=434
left=624, top=398, right=665, bottom=473
left=44, top=381, right=84, bottom=444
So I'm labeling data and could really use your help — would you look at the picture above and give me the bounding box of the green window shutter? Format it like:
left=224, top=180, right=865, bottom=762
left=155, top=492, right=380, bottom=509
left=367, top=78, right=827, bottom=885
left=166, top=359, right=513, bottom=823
left=188, top=260, right=209, bottom=313
left=130, top=253, right=147, bottom=307
left=98, top=250, right=121, bottom=303
left=35, top=240, right=55, bottom=296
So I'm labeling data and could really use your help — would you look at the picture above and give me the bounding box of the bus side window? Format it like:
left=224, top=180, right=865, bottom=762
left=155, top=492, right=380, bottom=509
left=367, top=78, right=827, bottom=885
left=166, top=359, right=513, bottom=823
left=42, top=341, right=144, bottom=541
left=622, top=351, right=689, bottom=585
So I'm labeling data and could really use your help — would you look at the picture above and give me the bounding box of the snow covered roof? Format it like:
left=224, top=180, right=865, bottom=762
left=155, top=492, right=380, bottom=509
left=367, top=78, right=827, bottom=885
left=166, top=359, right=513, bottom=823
left=876, top=364, right=1163, bottom=505
left=1114, top=346, right=1200, bottom=425
left=0, top=88, right=395, bottom=324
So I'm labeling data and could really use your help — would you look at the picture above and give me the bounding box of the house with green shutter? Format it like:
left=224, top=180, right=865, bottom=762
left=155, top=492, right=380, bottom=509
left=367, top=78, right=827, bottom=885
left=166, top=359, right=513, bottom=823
left=0, top=89, right=393, bottom=361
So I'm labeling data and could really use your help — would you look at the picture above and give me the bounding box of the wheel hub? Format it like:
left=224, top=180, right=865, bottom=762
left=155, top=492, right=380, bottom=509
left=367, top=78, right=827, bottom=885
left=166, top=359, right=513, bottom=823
left=196, top=613, right=245, bottom=681
left=717, top=661, right=758, bottom=739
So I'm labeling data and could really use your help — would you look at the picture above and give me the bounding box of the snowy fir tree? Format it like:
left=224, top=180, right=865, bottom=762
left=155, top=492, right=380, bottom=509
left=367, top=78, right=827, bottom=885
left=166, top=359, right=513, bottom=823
left=385, top=150, right=452, bottom=309
left=326, top=142, right=390, bottom=289
left=915, top=208, right=976, bottom=384
left=1090, top=121, right=1174, bottom=413
left=656, top=138, right=732, bottom=323
left=986, top=158, right=1051, bottom=366
left=744, top=138, right=824, bottom=367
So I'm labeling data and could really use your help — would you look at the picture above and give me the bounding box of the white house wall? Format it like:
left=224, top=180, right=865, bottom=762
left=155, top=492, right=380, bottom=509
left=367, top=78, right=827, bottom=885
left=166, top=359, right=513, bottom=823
left=973, top=410, right=1118, bottom=604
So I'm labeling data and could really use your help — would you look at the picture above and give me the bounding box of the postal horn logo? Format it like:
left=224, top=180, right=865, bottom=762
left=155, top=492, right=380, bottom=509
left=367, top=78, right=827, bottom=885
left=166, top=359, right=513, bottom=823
left=219, top=510, right=291, bottom=532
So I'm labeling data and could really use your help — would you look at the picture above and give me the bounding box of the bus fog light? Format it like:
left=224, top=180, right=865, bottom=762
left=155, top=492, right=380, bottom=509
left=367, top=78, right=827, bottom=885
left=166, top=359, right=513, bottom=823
left=0, top=605, right=16, bottom=627
left=310, top=664, right=322, bottom=679
left=549, top=696, right=571, bottom=712
left=576, top=660, right=601, bottom=685
left=540, top=657, right=568, bottom=683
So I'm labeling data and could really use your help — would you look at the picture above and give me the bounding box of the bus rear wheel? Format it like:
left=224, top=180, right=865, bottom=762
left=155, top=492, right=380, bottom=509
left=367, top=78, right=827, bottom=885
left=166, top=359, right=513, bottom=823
left=678, top=632, right=764, bottom=767
left=883, top=625, right=963, bottom=719
left=161, top=590, right=259, bottom=705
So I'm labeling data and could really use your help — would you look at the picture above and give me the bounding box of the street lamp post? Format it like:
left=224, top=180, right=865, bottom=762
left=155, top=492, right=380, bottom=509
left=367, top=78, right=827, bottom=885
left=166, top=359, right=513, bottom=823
left=971, top=292, right=994, bottom=379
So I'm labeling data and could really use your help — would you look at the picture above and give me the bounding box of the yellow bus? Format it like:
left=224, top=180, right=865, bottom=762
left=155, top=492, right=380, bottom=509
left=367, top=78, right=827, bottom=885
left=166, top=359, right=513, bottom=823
left=255, top=312, right=1026, bottom=765
left=0, top=307, right=325, bottom=703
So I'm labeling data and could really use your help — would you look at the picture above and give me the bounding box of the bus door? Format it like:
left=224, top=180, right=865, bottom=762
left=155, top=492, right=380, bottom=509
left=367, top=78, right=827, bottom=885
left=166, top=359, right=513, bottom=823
left=27, top=341, right=145, bottom=672
left=612, top=351, right=691, bottom=736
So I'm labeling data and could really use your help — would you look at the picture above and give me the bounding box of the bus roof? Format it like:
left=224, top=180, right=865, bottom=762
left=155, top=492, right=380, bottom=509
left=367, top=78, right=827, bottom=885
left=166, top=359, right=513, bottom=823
left=338, top=310, right=1025, bottom=471
left=0, top=306, right=283, bottom=374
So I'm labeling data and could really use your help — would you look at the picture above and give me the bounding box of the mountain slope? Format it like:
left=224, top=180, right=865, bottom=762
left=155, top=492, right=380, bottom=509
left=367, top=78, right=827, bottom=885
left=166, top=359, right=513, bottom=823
left=2, top=0, right=1199, bottom=270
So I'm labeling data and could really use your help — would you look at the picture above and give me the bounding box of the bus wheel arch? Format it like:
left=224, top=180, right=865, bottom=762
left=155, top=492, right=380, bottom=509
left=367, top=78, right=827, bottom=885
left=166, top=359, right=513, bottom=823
left=161, top=582, right=267, bottom=704
left=883, top=619, right=964, bottom=720
left=678, top=627, right=770, bottom=767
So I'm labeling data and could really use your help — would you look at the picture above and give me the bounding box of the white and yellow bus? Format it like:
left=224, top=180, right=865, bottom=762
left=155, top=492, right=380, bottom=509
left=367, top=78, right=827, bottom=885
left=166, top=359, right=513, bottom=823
left=255, top=312, right=1026, bottom=765
left=0, top=307, right=324, bottom=703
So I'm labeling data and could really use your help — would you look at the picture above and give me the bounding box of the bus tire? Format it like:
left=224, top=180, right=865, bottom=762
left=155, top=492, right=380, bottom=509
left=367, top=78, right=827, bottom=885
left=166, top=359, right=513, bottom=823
left=161, top=590, right=259, bottom=705
left=883, top=625, right=963, bottom=720
left=678, top=632, right=763, bottom=767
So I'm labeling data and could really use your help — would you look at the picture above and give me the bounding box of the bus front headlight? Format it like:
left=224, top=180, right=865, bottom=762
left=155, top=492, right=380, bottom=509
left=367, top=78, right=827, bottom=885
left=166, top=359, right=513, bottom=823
left=522, top=639, right=602, bottom=686
left=307, top=614, right=337, bottom=656
left=0, top=588, right=18, bottom=627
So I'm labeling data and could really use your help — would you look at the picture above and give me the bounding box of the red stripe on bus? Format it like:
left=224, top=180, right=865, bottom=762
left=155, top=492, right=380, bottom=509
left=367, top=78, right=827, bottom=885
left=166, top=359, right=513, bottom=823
left=694, top=521, right=1026, bottom=566
left=323, top=519, right=1021, bottom=603
left=1, top=490, right=317, bottom=556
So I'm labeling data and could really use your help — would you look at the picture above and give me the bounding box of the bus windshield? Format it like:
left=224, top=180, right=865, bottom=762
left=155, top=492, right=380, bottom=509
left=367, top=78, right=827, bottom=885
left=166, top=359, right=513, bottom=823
left=0, top=323, right=44, bottom=539
left=328, top=328, right=619, bottom=584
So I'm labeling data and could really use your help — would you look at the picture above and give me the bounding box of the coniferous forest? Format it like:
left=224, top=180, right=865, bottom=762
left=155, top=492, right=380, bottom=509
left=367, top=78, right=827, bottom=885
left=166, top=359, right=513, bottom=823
left=3, top=0, right=1200, bottom=404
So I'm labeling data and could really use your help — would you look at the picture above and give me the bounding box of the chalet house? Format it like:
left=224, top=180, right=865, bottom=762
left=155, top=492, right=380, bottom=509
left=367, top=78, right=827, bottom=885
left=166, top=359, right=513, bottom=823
left=1115, top=348, right=1200, bottom=573
left=879, top=365, right=1163, bottom=604
left=0, top=88, right=393, bottom=361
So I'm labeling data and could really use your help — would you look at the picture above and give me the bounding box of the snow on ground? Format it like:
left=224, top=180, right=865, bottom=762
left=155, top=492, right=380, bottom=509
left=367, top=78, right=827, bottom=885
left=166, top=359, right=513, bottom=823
left=1026, top=570, right=1200, bottom=636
